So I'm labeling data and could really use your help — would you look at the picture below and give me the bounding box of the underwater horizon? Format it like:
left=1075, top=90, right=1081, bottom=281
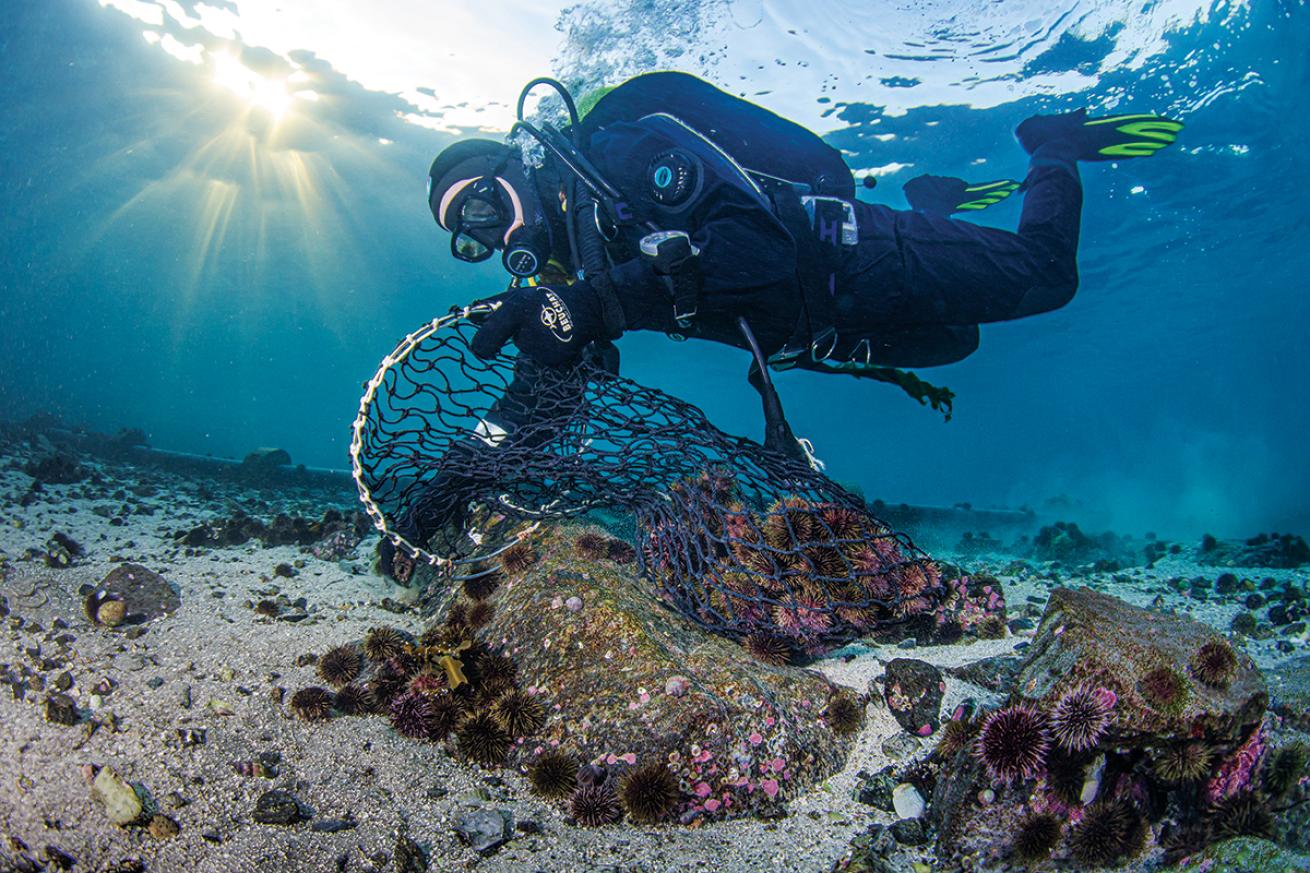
left=2, top=0, right=1308, bottom=539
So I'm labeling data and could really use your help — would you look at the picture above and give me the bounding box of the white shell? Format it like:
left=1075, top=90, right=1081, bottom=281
left=892, top=782, right=926, bottom=820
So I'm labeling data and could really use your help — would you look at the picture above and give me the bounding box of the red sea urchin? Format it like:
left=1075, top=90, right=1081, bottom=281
left=1012, top=812, right=1061, bottom=863
left=618, top=762, right=682, bottom=824
left=364, top=626, right=407, bottom=662
left=528, top=751, right=579, bottom=799
left=500, top=542, right=538, bottom=575
left=825, top=694, right=865, bottom=735
left=745, top=633, right=794, bottom=666
left=489, top=689, right=546, bottom=737
left=317, top=644, right=362, bottom=687
left=574, top=532, right=610, bottom=560
left=1048, top=685, right=1116, bottom=752
left=975, top=704, right=1050, bottom=784
left=1140, top=665, right=1191, bottom=714
left=1191, top=640, right=1239, bottom=689
left=332, top=683, right=375, bottom=716
left=1069, top=800, right=1147, bottom=866
left=455, top=710, right=511, bottom=766
left=290, top=686, right=333, bottom=721
left=571, top=784, right=623, bottom=826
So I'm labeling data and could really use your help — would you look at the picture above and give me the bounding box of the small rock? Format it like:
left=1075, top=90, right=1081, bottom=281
left=395, top=832, right=427, bottom=873
left=45, top=693, right=80, bottom=726
left=147, top=815, right=180, bottom=840
left=890, top=817, right=928, bottom=846
left=881, top=733, right=920, bottom=761
left=145, top=677, right=164, bottom=690
left=98, top=599, right=126, bottom=627
left=311, top=818, right=357, bottom=833
left=252, top=790, right=307, bottom=825
left=855, top=768, right=898, bottom=812
left=90, top=767, right=143, bottom=826
left=455, top=809, right=514, bottom=855
left=883, top=659, right=945, bottom=736
left=178, top=686, right=192, bottom=709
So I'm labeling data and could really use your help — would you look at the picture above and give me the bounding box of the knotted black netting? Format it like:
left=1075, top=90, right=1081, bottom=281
left=352, top=307, right=943, bottom=651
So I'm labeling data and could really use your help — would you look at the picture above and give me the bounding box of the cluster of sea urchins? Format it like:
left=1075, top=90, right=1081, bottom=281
left=523, top=754, right=684, bottom=827
left=639, top=470, right=943, bottom=657
left=286, top=582, right=547, bottom=770
left=974, top=685, right=1116, bottom=784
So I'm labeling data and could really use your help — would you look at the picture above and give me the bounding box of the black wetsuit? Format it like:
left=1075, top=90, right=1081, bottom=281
left=567, top=72, right=1082, bottom=369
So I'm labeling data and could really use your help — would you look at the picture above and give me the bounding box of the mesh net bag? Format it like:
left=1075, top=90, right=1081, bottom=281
left=352, top=306, right=944, bottom=651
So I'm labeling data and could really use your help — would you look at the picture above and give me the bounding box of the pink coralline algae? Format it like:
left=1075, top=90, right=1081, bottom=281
left=1206, top=720, right=1267, bottom=803
left=935, top=574, right=1007, bottom=634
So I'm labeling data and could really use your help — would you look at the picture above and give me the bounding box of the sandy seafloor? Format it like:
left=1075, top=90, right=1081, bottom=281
left=0, top=449, right=1305, bottom=873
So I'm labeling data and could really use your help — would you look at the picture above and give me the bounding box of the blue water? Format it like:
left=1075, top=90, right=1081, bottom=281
left=2, top=0, right=1307, bottom=539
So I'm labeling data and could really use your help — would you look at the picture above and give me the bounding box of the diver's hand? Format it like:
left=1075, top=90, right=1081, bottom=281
left=470, top=283, right=603, bottom=366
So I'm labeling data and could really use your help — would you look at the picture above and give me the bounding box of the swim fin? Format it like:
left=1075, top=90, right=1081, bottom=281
left=1016, top=108, right=1184, bottom=161
left=903, top=174, right=1021, bottom=217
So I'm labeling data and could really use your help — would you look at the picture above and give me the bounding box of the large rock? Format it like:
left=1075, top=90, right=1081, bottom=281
left=1014, top=587, right=1266, bottom=742
left=1163, top=837, right=1310, bottom=873
left=475, top=525, right=855, bottom=820
left=930, top=588, right=1268, bottom=864
left=883, top=659, right=944, bottom=736
left=94, top=564, right=181, bottom=625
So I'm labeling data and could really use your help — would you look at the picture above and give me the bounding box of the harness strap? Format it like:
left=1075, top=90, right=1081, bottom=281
left=767, top=185, right=847, bottom=361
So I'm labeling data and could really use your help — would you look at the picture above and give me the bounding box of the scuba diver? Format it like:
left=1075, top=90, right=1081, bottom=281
left=383, top=71, right=1181, bottom=580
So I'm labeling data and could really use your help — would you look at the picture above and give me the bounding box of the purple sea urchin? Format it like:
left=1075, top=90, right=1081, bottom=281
left=745, top=633, right=793, bottom=666
left=500, top=542, right=538, bottom=575
left=1048, top=685, right=1116, bottom=752
left=332, top=683, right=375, bottom=715
left=571, top=784, right=623, bottom=826
left=476, top=652, right=517, bottom=686
left=456, top=710, right=511, bottom=767
left=618, top=762, right=682, bottom=824
left=575, top=532, right=609, bottom=560
left=289, top=686, right=333, bottom=721
left=935, top=717, right=977, bottom=760
left=490, top=689, right=546, bottom=737
left=1153, top=741, right=1214, bottom=784
left=389, top=689, right=439, bottom=739
left=1210, top=791, right=1274, bottom=839
left=317, top=644, right=362, bottom=687
left=1069, top=800, right=1146, bottom=866
left=428, top=691, right=464, bottom=740
left=467, top=600, right=495, bottom=629
left=462, top=570, right=501, bottom=601
left=528, top=751, right=578, bottom=799
left=1191, top=640, right=1238, bottom=689
left=367, top=661, right=410, bottom=708
left=975, top=704, right=1050, bottom=784
left=1140, top=666, right=1190, bottom=714
left=1265, top=742, right=1309, bottom=799
left=1012, top=812, right=1061, bottom=863
left=825, top=694, right=864, bottom=735
left=364, top=626, right=407, bottom=662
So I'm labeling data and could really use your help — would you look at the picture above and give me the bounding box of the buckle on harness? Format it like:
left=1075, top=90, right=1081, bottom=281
left=801, top=196, right=859, bottom=246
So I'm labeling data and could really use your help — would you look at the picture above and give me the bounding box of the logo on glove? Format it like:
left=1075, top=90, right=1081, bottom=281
left=539, top=290, right=574, bottom=344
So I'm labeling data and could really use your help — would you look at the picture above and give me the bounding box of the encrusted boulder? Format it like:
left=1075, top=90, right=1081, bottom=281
left=883, top=659, right=945, bottom=736
left=472, top=525, right=856, bottom=821
left=1014, top=587, right=1266, bottom=743
left=929, top=587, right=1269, bottom=866
left=91, top=564, right=181, bottom=626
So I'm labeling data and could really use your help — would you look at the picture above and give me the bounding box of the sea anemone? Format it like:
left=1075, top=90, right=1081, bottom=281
left=455, top=710, right=511, bottom=767
left=1210, top=791, right=1273, bottom=840
left=1264, top=741, right=1309, bottom=799
left=1153, top=741, right=1215, bottom=784
left=1048, top=685, right=1116, bottom=752
left=570, top=784, right=623, bottom=826
left=575, top=532, right=610, bottom=560
left=317, top=644, right=362, bottom=687
left=528, top=751, right=578, bottom=798
left=364, top=626, right=407, bottom=662
left=1012, top=812, right=1061, bottom=863
left=500, top=542, right=538, bottom=575
left=975, top=704, right=1050, bottom=784
left=490, top=689, right=546, bottom=737
left=745, top=633, right=793, bottom=666
left=332, top=684, right=375, bottom=716
left=618, top=761, right=682, bottom=824
left=1191, top=640, right=1238, bottom=689
left=825, top=694, right=865, bottom=735
left=1069, top=800, right=1146, bottom=867
left=388, top=689, right=439, bottom=740
left=289, top=686, right=333, bottom=721
left=1140, top=666, right=1190, bottom=714
left=468, top=601, right=495, bottom=629
left=462, top=570, right=500, bottom=601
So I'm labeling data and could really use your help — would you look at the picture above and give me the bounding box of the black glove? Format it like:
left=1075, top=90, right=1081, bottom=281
left=470, top=283, right=604, bottom=366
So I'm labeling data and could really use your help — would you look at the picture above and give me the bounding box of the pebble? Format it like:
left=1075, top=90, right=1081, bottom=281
left=252, top=789, right=307, bottom=825
left=880, top=733, right=919, bottom=761
left=90, top=767, right=144, bottom=825
left=147, top=814, right=180, bottom=840
left=45, top=693, right=79, bottom=726
left=178, top=685, right=192, bottom=709
left=311, top=818, right=357, bottom=833
left=456, top=808, right=514, bottom=855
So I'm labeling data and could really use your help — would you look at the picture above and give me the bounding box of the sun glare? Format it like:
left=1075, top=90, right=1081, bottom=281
left=212, top=53, right=292, bottom=119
